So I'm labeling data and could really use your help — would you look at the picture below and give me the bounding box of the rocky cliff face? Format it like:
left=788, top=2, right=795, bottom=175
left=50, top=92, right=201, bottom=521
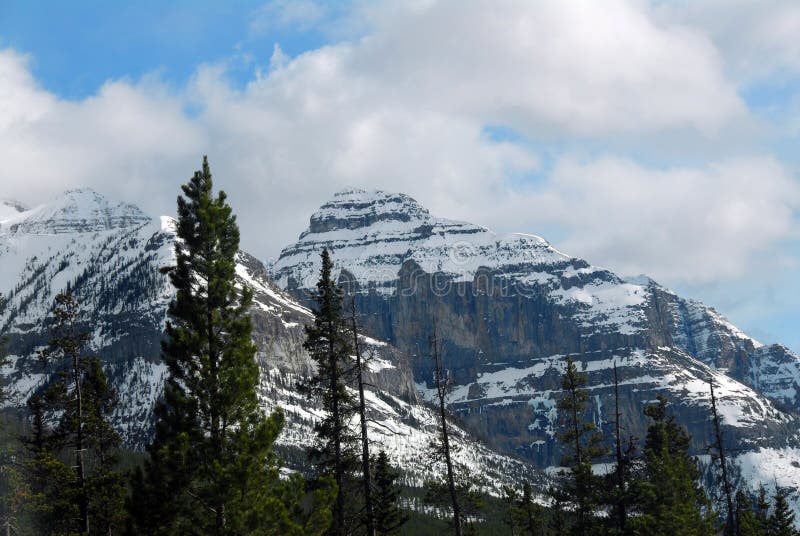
left=0, top=189, right=533, bottom=489
left=5, top=187, right=800, bottom=507
left=272, top=189, right=800, bottom=496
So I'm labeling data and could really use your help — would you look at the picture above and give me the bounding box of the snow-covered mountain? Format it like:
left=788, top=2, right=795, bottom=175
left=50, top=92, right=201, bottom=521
left=4, top=186, right=800, bottom=509
left=0, top=188, right=535, bottom=490
left=0, top=199, right=28, bottom=221
left=272, top=188, right=800, bottom=502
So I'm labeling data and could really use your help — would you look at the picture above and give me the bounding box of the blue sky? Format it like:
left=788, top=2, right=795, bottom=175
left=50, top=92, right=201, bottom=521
left=0, top=0, right=799, bottom=351
left=0, top=1, right=334, bottom=96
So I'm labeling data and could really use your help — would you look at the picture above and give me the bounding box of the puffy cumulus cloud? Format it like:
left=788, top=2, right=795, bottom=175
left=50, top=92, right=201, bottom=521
left=511, top=156, right=800, bottom=284
left=183, top=51, right=539, bottom=254
left=0, top=0, right=793, bottom=291
left=654, top=0, right=800, bottom=82
left=0, top=49, right=203, bottom=211
left=0, top=50, right=55, bottom=129
left=0, top=44, right=538, bottom=256
left=350, top=0, right=746, bottom=137
left=652, top=0, right=800, bottom=161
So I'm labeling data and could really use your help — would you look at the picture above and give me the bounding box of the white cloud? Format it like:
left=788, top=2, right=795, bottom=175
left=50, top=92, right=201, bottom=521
left=0, top=50, right=55, bottom=129
left=350, top=0, right=745, bottom=137
left=0, top=49, right=203, bottom=213
left=0, top=0, right=796, bottom=295
left=250, top=0, right=328, bottom=34
left=654, top=0, right=800, bottom=82
left=509, top=156, right=800, bottom=284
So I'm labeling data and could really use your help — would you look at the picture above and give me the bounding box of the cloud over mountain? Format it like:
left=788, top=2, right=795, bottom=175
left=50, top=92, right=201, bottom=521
left=0, top=1, right=797, bottom=339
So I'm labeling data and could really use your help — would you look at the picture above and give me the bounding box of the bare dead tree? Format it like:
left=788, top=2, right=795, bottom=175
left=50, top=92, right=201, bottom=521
left=709, top=377, right=734, bottom=535
left=350, top=297, right=376, bottom=536
left=613, top=361, right=627, bottom=533
left=430, top=326, right=462, bottom=536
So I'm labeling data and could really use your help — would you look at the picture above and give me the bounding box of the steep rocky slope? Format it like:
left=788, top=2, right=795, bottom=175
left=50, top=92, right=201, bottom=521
left=0, top=189, right=533, bottom=489
left=272, top=188, right=800, bottom=496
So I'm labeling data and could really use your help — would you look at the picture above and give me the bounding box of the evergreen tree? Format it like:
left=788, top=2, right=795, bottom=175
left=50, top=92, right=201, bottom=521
left=767, top=489, right=797, bottom=536
left=303, top=248, right=360, bottom=535
left=755, top=485, right=770, bottom=533
left=629, top=396, right=715, bottom=536
left=734, top=489, right=762, bottom=536
left=25, top=292, right=126, bottom=535
left=0, top=294, right=9, bottom=404
left=0, top=456, right=28, bottom=536
left=21, top=394, right=54, bottom=534
left=505, top=482, right=545, bottom=536
left=556, top=355, right=606, bottom=535
left=0, top=303, right=28, bottom=536
left=81, top=359, right=127, bottom=533
left=548, top=485, right=568, bottom=536
left=372, top=450, right=407, bottom=536
left=129, top=156, right=313, bottom=535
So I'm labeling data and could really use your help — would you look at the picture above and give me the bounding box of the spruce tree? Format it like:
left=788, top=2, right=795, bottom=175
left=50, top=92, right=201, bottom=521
left=629, top=396, right=715, bottom=536
left=548, top=485, right=568, bottom=536
left=26, top=292, right=126, bottom=535
left=372, top=450, right=407, bottom=536
left=0, top=294, right=9, bottom=404
left=734, top=489, right=762, bottom=536
left=755, top=485, right=770, bottom=533
left=129, top=156, right=310, bottom=535
left=768, top=489, right=797, bottom=536
left=556, top=355, right=606, bottom=535
left=505, top=482, right=545, bottom=536
left=21, top=394, right=55, bottom=534
left=0, top=458, right=27, bottom=536
left=303, top=248, right=360, bottom=536
left=0, top=303, right=27, bottom=536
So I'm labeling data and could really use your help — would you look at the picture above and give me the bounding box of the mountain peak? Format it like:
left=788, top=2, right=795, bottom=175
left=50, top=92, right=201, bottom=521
left=274, top=188, right=569, bottom=295
left=1, top=188, right=151, bottom=235
left=0, top=199, right=29, bottom=221
left=307, top=188, right=431, bottom=235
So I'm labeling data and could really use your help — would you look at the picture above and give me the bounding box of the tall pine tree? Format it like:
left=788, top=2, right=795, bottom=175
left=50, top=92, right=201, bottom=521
left=0, top=293, right=27, bottom=535
left=556, top=355, right=606, bottom=535
left=734, top=489, right=762, bottom=536
left=372, top=450, right=407, bottom=536
left=629, top=396, right=715, bottom=536
left=26, top=292, right=126, bottom=535
left=0, top=294, right=8, bottom=404
left=129, top=156, right=310, bottom=535
left=303, top=248, right=360, bottom=536
left=768, top=489, right=797, bottom=536
left=755, top=484, right=770, bottom=532
left=504, top=482, right=545, bottom=536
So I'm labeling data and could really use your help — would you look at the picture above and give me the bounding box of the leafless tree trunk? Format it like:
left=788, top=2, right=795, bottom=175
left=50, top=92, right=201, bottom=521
left=64, top=298, right=88, bottom=535
left=710, top=377, right=734, bottom=535
left=351, top=297, right=376, bottom=536
left=430, top=328, right=462, bottom=536
left=613, top=361, right=626, bottom=533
